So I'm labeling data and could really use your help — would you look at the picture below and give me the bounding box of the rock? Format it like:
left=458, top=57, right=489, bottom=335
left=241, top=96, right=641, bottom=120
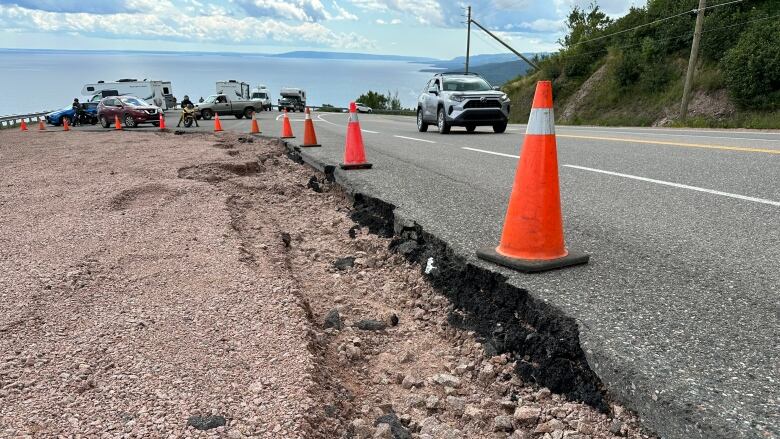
left=462, top=405, right=483, bottom=420
left=478, top=363, right=498, bottom=382
left=493, top=415, right=514, bottom=432
left=280, top=232, right=292, bottom=247
left=334, top=257, right=356, bottom=270
left=405, top=395, right=426, bottom=409
left=323, top=309, right=343, bottom=330
left=534, top=388, right=551, bottom=401
left=388, top=313, right=399, bottom=327
left=355, top=319, right=387, bottom=331
left=510, top=431, right=531, bottom=439
left=186, top=415, right=226, bottom=431
left=609, top=419, right=625, bottom=436
left=351, top=419, right=373, bottom=437
left=346, top=345, right=362, bottom=361
left=401, top=374, right=422, bottom=389
left=551, top=431, right=564, bottom=439
left=412, top=307, right=426, bottom=320
left=398, top=351, right=414, bottom=364
left=513, top=406, right=541, bottom=425
left=307, top=176, right=322, bottom=193
left=374, top=412, right=411, bottom=439
left=534, top=419, right=564, bottom=434
left=425, top=395, right=440, bottom=410
left=576, top=421, right=594, bottom=434
left=373, top=423, right=392, bottom=439
left=432, top=373, right=460, bottom=388
left=174, top=130, right=185, bottom=135
left=446, top=396, right=466, bottom=415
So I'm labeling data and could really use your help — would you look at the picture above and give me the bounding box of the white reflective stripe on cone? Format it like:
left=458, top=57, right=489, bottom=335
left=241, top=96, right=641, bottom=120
left=525, top=108, right=555, bottom=135
left=351, top=112, right=359, bottom=123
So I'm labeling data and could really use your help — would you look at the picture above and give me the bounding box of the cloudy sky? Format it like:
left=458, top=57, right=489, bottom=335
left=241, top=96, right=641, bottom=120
left=0, top=0, right=639, bottom=57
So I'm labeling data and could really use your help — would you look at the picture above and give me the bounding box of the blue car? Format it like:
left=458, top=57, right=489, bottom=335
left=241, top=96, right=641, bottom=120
left=46, top=102, right=98, bottom=126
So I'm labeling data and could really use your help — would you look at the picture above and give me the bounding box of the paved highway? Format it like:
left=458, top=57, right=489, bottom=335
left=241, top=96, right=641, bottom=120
left=82, top=111, right=779, bottom=438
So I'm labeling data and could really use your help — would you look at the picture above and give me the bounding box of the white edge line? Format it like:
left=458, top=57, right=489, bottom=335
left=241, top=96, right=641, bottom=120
left=557, top=128, right=780, bottom=143
left=564, top=164, right=780, bottom=207
left=362, top=129, right=380, bottom=134
left=394, top=135, right=436, bottom=144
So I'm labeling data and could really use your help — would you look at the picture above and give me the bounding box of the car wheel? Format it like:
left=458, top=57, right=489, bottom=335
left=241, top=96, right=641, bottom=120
left=201, top=109, right=213, bottom=120
left=466, top=124, right=476, bottom=133
left=99, top=115, right=110, bottom=128
left=493, top=122, right=507, bottom=133
left=236, top=114, right=244, bottom=119
left=417, top=108, right=429, bottom=132
left=124, top=114, right=136, bottom=128
left=437, top=107, right=450, bottom=134
left=244, top=108, right=254, bottom=118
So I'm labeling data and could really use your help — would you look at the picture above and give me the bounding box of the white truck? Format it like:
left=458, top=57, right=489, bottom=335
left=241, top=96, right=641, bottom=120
left=250, top=85, right=272, bottom=111
left=216, top=80, right=250, bottom=100
left=81, top=79, right=175, bottom=110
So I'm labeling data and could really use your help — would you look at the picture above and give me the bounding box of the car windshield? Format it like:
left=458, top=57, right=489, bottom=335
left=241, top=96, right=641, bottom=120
left=442, top=77, right=492, bottom=92
left=204, top=95, right=218, bottom=103
left=252, top=93, right=267, bottom=99
left=120, top=97, right=148, bottom=107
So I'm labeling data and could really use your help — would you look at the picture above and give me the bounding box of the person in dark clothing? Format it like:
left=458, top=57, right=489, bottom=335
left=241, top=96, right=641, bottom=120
left=177, top=95, right=198, bottom=127
left=71, top=98, right=83, bottom=126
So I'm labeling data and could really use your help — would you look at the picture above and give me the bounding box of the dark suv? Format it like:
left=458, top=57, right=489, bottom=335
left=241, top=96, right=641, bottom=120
left=97, top=96, right=161, bottom=128
left=417, top=73, right=510, bottom=134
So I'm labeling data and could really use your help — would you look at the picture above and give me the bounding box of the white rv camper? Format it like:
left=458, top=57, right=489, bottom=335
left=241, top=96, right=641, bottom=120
left=250, top=85, right=272, bottom=111
left=81, top=79, right=175, bottom=109
left=216, top=80, right=250, bottom=100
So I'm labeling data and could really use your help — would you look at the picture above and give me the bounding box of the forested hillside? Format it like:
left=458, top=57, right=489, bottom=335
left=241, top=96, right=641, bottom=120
left=504, top=0, right=779, bottom=128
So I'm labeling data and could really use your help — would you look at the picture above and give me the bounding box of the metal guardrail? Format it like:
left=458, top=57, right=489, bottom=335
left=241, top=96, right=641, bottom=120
left=0, top=111, right=51, bottom=128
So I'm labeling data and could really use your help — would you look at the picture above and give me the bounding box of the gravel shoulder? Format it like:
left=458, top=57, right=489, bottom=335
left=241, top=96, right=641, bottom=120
left=1, top=129, right=651, bottom=438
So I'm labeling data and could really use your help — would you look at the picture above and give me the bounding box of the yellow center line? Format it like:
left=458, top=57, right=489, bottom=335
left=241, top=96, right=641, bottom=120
left=556, top=134, right=780, bottom=155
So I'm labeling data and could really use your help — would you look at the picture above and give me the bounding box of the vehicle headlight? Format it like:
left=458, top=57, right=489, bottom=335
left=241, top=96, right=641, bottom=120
left=450, top=94, right=465, bottom=102
left=500, top=93, right=510, bottom=102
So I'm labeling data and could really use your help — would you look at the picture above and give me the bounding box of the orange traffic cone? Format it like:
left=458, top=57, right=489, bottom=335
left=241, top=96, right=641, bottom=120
left=214, top=113, right=223, bottom=132
left=476, top=81, right=588, bottom=273
left=38, top=119, right=46, bottom=131
left=340, top=102, right=372, bottom=170
left=250, top=112, right=261, bottom=134
left=63, top=118, right=70, bottom=131
left=20, top=120, right=28, bottom=131
left=280, top=109, right=294, bottom=138
left=158, top=112, right=166, bottom=130
left=114, top=115, right=123, bottom=130
left=301, top=107, right=320, bottom=147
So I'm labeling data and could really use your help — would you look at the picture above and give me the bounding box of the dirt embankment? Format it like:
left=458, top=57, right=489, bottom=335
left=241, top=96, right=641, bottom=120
left=0, top=130, right=651, bottom=438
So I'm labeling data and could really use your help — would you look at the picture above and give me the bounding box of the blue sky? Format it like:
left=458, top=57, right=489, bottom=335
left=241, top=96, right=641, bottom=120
left=0, top=0, right=640, bottom=58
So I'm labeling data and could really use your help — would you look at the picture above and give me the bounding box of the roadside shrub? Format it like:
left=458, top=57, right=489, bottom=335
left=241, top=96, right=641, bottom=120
left=613, top=50, right=642, bottom=87
left=721, top=20, right=780, bottom=110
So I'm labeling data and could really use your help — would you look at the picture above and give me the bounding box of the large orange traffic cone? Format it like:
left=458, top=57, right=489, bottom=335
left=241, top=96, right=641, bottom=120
left=158, top=112, right=166, bottom=130
left=250, top=112, right=261, bottom=134
left=214, top=113, right=223, bottom=132
left=114, top=115, right=123, bottom=130
left=20, top=120, right=28, bottom=131
left=63, top=118, right=70, bottom=131
left=38, top=119, right=46, bottom=131
left=301, top=107, right=320, bottom=147
left=476, top=81, right=588, bottom=273
left=280, top=109, right=294, bottom=138
left=340, top=102, right=372, bottom=170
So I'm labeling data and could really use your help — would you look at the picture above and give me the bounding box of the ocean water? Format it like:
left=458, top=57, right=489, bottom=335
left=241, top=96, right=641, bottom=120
left=0, top=50, right=436, bottom=115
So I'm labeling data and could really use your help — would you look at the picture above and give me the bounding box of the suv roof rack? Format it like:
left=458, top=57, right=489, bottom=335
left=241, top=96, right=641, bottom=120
left=436, top=72, right=481, bottom=76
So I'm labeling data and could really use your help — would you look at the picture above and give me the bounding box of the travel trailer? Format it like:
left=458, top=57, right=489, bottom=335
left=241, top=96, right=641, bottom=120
left=216, top=80, right=251, bottom=100
left=81, top=79, right=175, bottom=110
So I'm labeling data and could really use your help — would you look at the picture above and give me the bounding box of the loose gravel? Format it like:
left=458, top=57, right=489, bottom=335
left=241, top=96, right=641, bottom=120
left=0, top=129, right=654, bottom=438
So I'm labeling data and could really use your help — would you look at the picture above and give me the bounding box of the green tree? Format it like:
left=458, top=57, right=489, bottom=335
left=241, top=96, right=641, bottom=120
left=722, top=20, right=780, bottom=110
left=356, top=90, right=387, bottom=110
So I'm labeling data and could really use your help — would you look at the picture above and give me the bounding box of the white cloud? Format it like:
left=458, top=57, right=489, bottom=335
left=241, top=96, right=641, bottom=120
left=0, top=5, right=373, bottom=49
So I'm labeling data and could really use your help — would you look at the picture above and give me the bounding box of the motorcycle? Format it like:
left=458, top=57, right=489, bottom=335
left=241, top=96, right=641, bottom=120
left=182, top=104, right=197, bottom=128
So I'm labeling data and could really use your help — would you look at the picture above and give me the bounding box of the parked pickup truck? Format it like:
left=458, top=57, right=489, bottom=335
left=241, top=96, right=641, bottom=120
left=195, top=94, right=258, bottom=120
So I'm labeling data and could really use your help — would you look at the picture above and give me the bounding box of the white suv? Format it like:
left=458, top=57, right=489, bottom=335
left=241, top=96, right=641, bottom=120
left=417, top=73, right=510, bottom=134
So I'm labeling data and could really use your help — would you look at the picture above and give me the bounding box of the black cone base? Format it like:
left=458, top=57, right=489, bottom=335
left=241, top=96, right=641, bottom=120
left=340, top=162, right=373, bottom=170
left=476, top=246, right=589, bottom=273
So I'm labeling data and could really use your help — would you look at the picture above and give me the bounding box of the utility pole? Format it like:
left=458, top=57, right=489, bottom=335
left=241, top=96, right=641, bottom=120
left=680, top=0, right=706, bottom=120
left=465, top=6, right=472, bottom=73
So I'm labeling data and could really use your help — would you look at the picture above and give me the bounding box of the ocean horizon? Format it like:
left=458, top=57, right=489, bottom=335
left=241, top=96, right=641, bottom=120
left=0, top=48, right=442, bottom=115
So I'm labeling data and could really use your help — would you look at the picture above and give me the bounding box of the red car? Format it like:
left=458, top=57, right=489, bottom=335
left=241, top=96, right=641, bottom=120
left=97, top=95, right=162, bottom=128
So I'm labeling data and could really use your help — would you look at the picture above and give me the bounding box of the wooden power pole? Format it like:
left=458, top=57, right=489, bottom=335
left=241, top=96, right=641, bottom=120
left=466, top=6, right=472, bottom=73
left=680, top=0, right=707, bottom=120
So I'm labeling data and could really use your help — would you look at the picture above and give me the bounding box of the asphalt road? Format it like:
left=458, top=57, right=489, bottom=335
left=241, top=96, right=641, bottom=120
left=75, top=110, right=779, bottom=438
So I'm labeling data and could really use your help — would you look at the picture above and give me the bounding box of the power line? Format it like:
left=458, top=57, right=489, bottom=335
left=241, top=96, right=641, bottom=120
left=569, top=0, right=746, bottom=48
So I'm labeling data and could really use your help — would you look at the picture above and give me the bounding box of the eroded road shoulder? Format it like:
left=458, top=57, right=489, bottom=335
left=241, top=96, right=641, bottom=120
left=0, top=130, right=651, bottom=438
